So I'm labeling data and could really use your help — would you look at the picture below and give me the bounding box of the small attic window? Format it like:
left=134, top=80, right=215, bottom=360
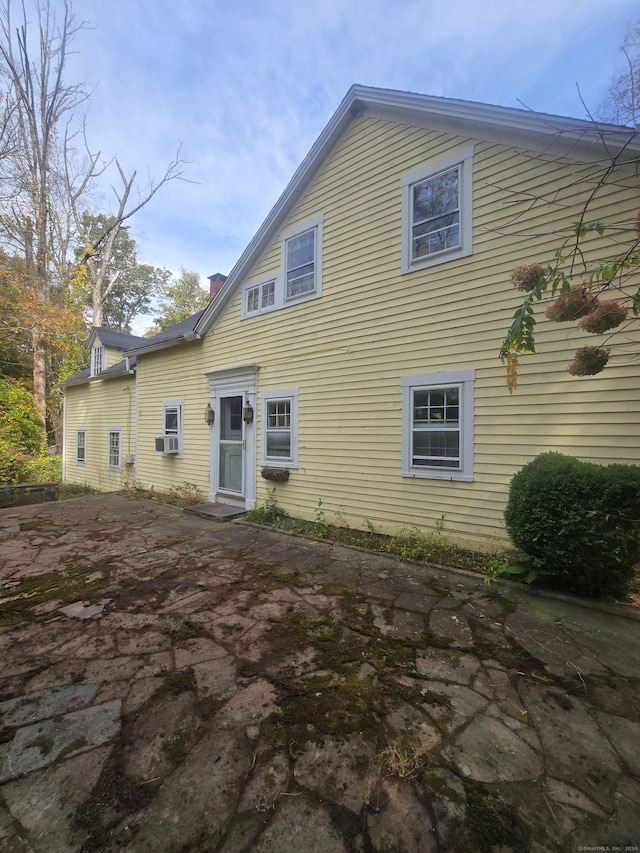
left=92, top=344, right=104, bottom=376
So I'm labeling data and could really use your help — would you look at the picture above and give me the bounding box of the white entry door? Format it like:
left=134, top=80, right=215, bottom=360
left=207, top=367, right=257, bottom=508
left=218, top=394, right=243, bottom=495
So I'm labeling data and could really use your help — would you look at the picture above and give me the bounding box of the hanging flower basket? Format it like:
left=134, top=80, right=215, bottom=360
left=567, top=346, right=610, bottom=376
left=546, top=285, right=595, bottom=322
left=578, top=300, right=627, bottom=335
left=509, top=263, right=545, bottom=293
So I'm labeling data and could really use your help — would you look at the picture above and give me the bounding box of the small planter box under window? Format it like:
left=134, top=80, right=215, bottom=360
left=261, top=468, right=290, bottom=482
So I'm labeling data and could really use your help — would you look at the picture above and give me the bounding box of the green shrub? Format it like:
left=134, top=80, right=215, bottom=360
left=504, top=452, right=640, bottom=599
left=0, top=378, right=43, bottom=455
left=0, top=450, right=61, bottom=485
left=0, top=378, right=53, bottom=485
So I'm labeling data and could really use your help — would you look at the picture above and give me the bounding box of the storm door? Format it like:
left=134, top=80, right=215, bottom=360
left=218, top=394, right=244, bottom=494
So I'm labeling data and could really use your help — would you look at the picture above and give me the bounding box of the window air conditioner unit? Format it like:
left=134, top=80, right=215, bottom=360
left=155, top=436, right=179, bottom=454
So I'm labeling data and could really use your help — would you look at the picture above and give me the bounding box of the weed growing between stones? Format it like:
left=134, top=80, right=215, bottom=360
left=272, top=671, right=387, bottom=747
left=161, top=729, right=192, bottom=764
left=371, top=734, right=431, bottom=784
left=0, top=559, right=114, bottom=625
left=162, top=617, right=208, bottom=641
left=156, top=669, right=198, bottom=697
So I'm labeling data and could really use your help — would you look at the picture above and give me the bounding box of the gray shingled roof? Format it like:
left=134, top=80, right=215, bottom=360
left=123, top=309, right=206, bottom=353
left=60, top=367, right=91, bottom=386
left=91, top=328, right=149, bottom=350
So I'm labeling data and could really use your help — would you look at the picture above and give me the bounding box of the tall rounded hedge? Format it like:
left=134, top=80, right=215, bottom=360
left=504, top=452, right=640, bottom=600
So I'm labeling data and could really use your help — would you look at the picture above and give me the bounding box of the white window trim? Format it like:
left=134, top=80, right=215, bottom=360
left=91, top=344, right=104, bottom=377
left=162, top=400, right=184, bottom=456
left=282, top=215, right=323, bottom=304
left=401, top=369, right=475, bottom=481
left=400, top=145, right=474, bottom=274
left=76, top=429, right=87, bottom=465
left=107, top=428, right=122, bottom=471
left=242, top=274, right=279, bottom=319
left=260, top=388, right=299, bottom=468
left=241, top=215, right=323, bottom=320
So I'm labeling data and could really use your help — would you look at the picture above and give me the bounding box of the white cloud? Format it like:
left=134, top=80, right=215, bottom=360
left=47, top=0, right=638, bottom=284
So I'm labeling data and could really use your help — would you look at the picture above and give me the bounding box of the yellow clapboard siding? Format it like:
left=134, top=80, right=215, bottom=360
left=64, top=109, right=639, bottom=551
left=134, top=340, right=212, bottom=495
left=63, top=378, right=136, bottom=491
left=201, top=114, right=639, bottom=550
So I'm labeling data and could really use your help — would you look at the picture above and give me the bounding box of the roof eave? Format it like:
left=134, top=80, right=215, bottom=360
left=124, top=331, right=201, bottom=358
left=59, top=368, right=135, bottom=389
left=194, top=84, right=640, bottom=339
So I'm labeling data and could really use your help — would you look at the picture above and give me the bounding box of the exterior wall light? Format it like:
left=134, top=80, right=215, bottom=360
left=204, top=404, right=214, bottom=426
left=242, top=400, right=254, bottom=424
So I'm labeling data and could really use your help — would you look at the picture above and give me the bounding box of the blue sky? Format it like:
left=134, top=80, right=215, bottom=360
left=59, top=0, right=638, bottom=306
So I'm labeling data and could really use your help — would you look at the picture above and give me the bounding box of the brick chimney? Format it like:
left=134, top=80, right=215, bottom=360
left=208, top=272, right=227, bottom=301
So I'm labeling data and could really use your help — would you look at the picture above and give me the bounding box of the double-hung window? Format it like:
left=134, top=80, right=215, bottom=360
left=108, top=429, right=122, bottom=470
left=282, top=216, right=323, bottom=304
left=76, top=429, right=87, bottom=465
left=286, top=229, right=315, bottom=298
left=261, top=389, right=299, bottom=468
left=401, top=370, right=475, bottom=481
left=401, top=146, right=474, bottom=273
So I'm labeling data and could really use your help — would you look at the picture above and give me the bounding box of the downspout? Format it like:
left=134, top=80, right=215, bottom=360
left=61, top=389, right=67, bottom=483
left=134, top=368, right=139, bottom=486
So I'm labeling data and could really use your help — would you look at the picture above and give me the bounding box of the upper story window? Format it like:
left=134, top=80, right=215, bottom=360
left=401, top=369, right=475, bottom=482
left=245, top=278, right=276, bottom=317
left=261, top=389, right=299, bottom=468
left=401, top=146, right=474, bottom=274
left=91, top=344, right=104, bottom=376
left=286, top=229, right=316, bottom=299
left=242, top=215, right=323, bottom=319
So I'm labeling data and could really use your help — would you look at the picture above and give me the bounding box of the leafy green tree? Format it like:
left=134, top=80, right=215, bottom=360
left=0, top=0, right=185, bottom=433
left=0, top=376, right=50, bottom=482
left=0, top=251, right=32, bottom=382
left=0, top=377, right=43, bottom=455
left=75, top=213, right=171, bottom=332
left=149, top=268, right=210, bottom=333
left=0, top=0, right=90, bottom=429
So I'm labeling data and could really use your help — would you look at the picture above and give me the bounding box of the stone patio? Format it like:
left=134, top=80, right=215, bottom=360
left=1, top=493, right=639, bottom=851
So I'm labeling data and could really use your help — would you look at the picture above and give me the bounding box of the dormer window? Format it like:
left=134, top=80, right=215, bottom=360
left=92, top=344, right=104, bottom=376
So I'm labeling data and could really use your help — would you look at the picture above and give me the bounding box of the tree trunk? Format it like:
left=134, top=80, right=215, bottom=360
left=32, top=327, right=48, bottom=433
